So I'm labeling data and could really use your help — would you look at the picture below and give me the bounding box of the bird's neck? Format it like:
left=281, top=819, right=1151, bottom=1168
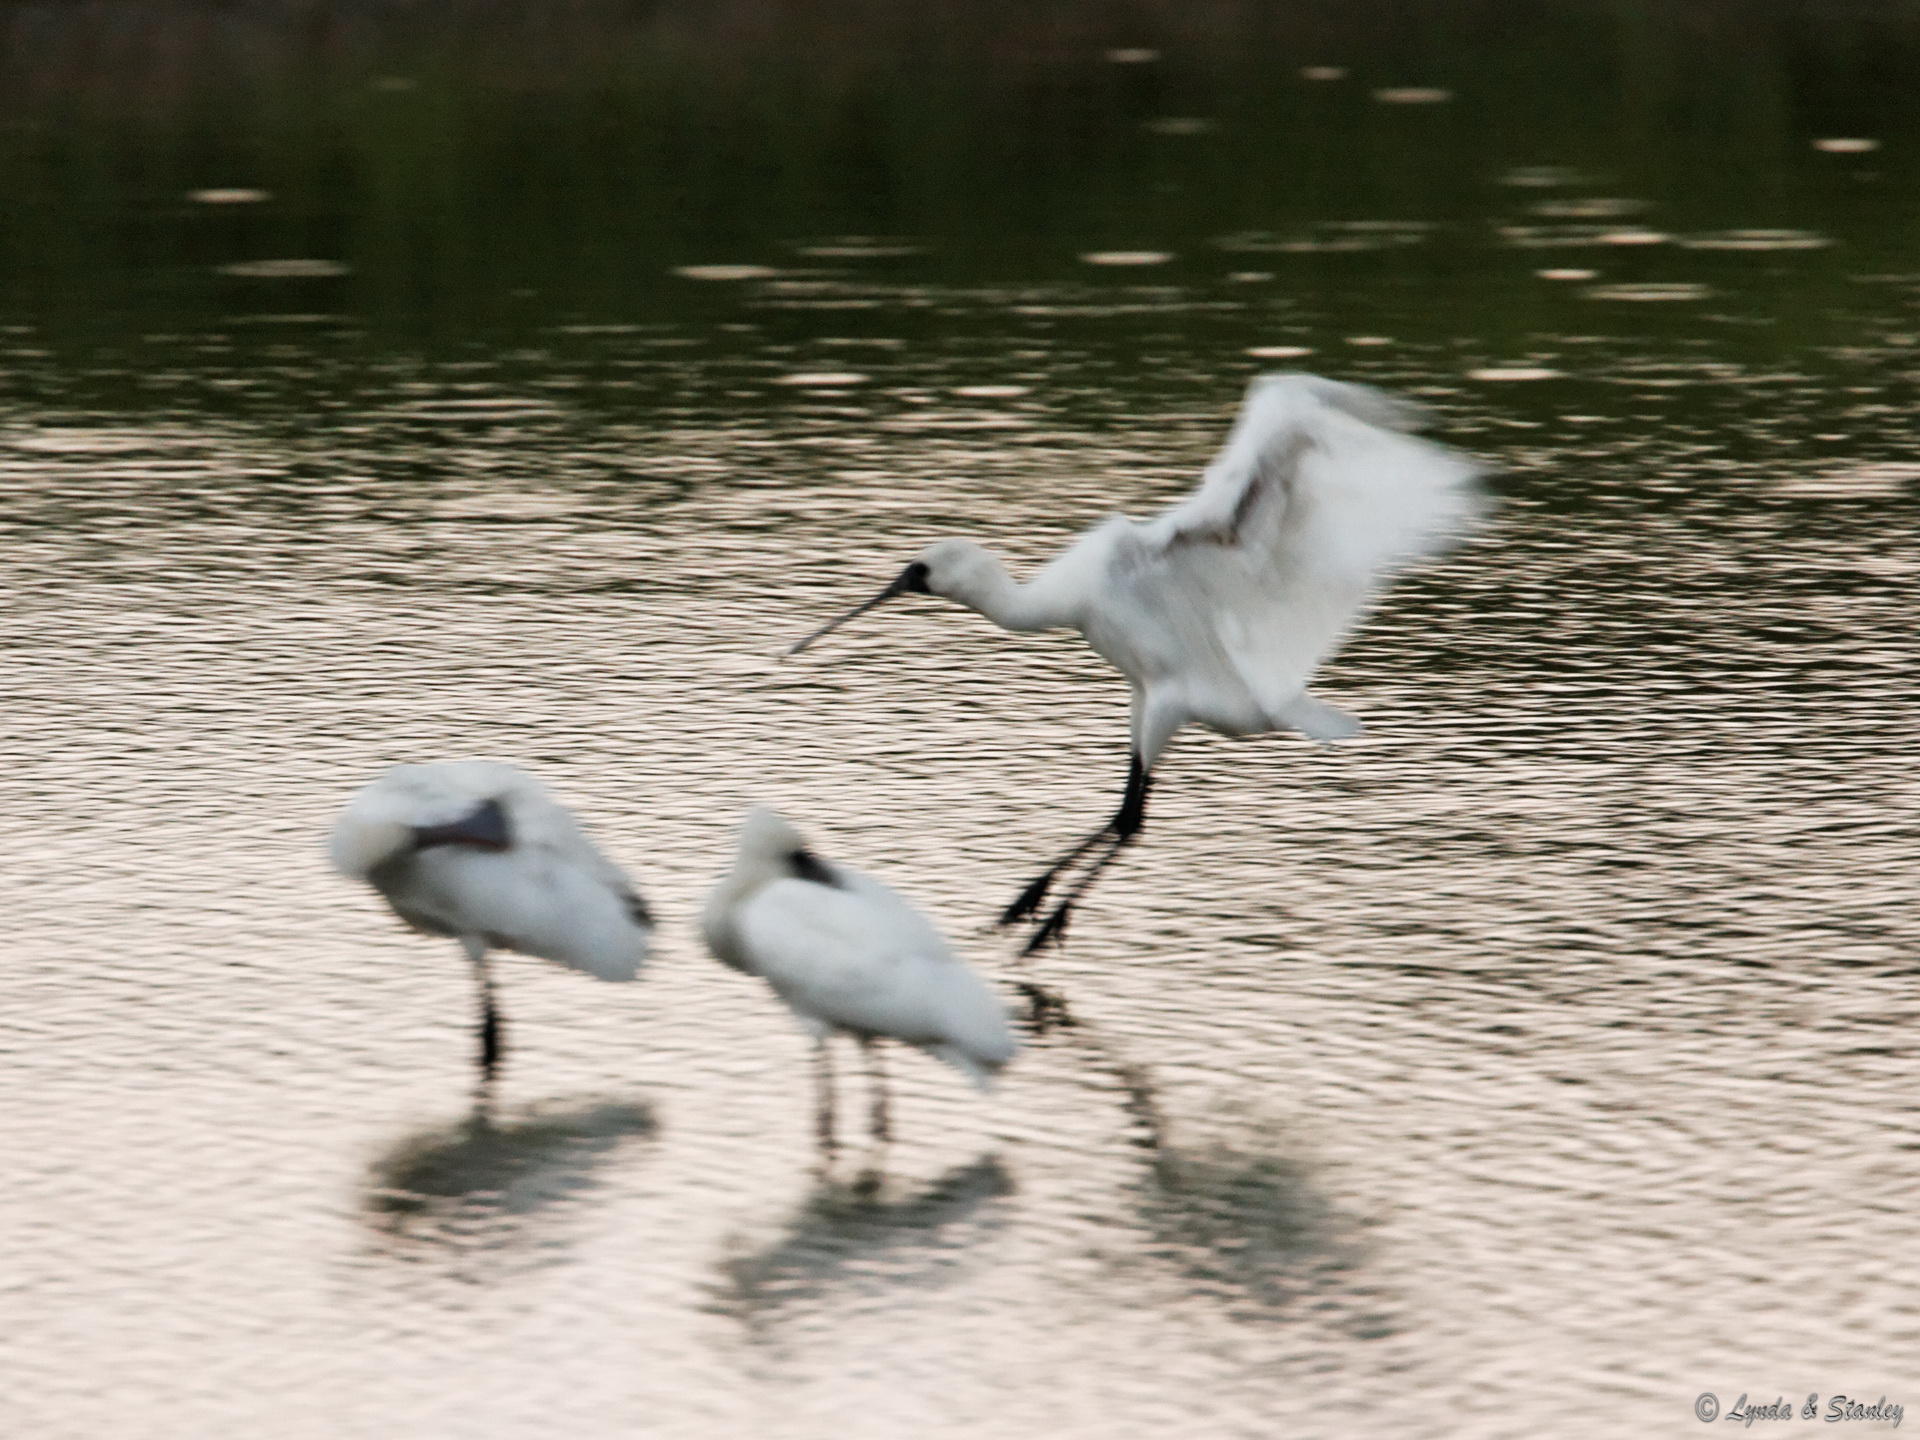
left=701, top=870, right=766, bottom=975
left=948, top=550, right=1079, bottom=633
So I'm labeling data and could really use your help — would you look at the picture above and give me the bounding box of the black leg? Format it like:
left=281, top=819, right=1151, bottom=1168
left=1000, top=753, right=1149, bottom=926
left=479, top=998, right=502, bottom=1078
left=472, top=950, right=503, bottom=1081
left=1021, top=835, right=1124, bottom=954
left=862, top=1038, right=891, bottom=1145
left=1114, top=751, right=1150, bottom=836
left=1020, top=757, right=1152, bottom=955
left=814, top=1037, right=838, bottom=1158
left=998, top=824, right=1111, bottom=925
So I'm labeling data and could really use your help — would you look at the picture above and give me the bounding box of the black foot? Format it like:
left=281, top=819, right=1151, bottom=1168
left=999, top=869, right=1057, bottom=927
left=1021, top=902, right=1074, bottom=956
left=1015, top=980, right=1075, bottom=1033
left=1002, top=756, right=1146, bottom=937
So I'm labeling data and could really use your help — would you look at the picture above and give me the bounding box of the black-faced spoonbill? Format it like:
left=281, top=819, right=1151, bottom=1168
left=702, top=808, right=1017, bottom=1154
left=787, top=373, right=1486, bottom=952
left=330, top=761, right=653, bottom=1081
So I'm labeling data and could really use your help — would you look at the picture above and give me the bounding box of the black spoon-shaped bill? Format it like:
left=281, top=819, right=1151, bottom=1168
left=785, top=560, right=930, bottom=656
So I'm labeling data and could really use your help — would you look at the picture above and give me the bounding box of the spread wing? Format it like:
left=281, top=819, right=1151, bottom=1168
left=1139, top=373, right=1481, bottom=568
left=1121, top=373, right=1486, bottom=717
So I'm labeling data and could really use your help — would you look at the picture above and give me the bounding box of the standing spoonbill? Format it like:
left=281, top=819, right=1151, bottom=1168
left=787, top=373, right=1486, bottom=952
left=703, top=808, right=1017, bottom=1154
left=330, top=761, right=653, bottom=1081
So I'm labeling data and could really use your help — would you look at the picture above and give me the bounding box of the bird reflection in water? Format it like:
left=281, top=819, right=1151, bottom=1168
left=713, top=1155, right=1015, bottom=1335
left=1079, top=1026, right=1376, bottom=1322
left=361, top=1095, right=657, bottom=1251
left=1136, top=1128, right=1358, bottom=1316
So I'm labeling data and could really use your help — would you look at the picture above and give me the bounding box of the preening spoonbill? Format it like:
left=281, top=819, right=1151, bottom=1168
left=330, top=761, right=653, bottom=1080
left=703, top=808, right=1017, bottom=1153
left=788, top=373, right=1486, bottom=952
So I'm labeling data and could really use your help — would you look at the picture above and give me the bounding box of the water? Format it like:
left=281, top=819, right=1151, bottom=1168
left=4, top=4, right=1919, bottom=1435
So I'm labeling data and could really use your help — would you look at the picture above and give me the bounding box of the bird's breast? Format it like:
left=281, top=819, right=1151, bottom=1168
left=1081, top=599, right=1206, bottom=686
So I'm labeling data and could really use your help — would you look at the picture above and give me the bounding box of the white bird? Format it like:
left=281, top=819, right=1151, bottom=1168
left=787, top=373, right=1486, bottom=952
left=330, top=761, right=652, bottom=1081
left=702, top=808, right=1017, bottom=1153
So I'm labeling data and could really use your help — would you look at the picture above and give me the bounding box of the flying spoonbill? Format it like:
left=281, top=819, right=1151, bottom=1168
left=787, top=373, right=1486, bottom=951
left=703, top=808, right=1017, bottom=1153
left=330, top=761, right=653, bottom=1080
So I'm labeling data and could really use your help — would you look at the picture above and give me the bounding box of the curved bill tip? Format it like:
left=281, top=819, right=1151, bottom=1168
left=785, top=561, right=929, bottom=658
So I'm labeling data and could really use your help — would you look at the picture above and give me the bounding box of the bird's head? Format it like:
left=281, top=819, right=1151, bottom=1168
left=785, top=538, right=996, bottom=656
left=914, top=537, right=1003, bottom=598
left=329, top=810, right=417, bottom=880
left=329, top=764, right=515, bottom=879
left=736, top=805, right=807, bottom=862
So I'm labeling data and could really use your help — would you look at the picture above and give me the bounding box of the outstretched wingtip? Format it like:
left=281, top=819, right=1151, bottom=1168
left=1248, top=371, right=1432, bottom=432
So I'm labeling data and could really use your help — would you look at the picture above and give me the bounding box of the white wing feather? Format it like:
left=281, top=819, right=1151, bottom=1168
left=1142, top=373, right=1482, bottom=579
left=402, top=844, right=649, bottom=981
left=736, top=873, right=1015, bottom=1086
left=343, top=761, right=650, bottom=982
left=1121, top=373, right=1485, bottom=720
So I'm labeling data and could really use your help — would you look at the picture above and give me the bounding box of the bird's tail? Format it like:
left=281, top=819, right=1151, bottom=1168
left=928, top=1042, right=1014, bottom=1093
left=1276, top=692, right=1364, bottom=742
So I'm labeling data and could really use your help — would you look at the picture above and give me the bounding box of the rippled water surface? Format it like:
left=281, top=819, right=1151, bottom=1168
left=5, top=5, right=1919, bottom=1437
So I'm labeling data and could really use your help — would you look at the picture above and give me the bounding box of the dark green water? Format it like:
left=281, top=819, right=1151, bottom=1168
left=6, top=1, right=1920, bottom=348
left=5, top=5, right=1917, bottom=1437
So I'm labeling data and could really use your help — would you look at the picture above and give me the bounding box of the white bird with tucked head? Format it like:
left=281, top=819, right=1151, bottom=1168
left=330, top=761, right=652, bottom=1081
left=703, top=808, right=1016, bottom=1154
left=788, top=373, right=1487, bottom=952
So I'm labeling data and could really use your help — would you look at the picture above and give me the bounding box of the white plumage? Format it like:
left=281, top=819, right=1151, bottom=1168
left=330, top=760, right=652, bottom=1078
left=703, top=808, right=1016, bottom=1151
left=787, top=372, right=1487, bottom=952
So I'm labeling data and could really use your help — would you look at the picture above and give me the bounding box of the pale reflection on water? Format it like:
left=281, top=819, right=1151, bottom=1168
left=365, top=1098, right=659, bottom=1238
left=716, top=1155, right=1018, bottom=1340
left=4, top=260, right=1919, bottom=1438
